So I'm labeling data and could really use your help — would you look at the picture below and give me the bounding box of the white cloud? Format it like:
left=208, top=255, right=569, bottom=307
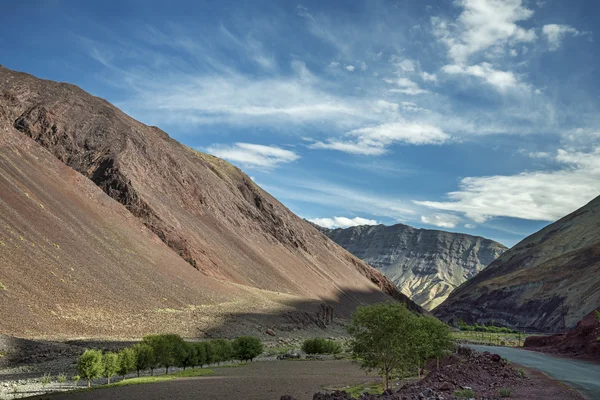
left=309, top=216, right=379, bottom=229
left=542, top=24, right=582, bottom=51
left=206, top=143, right=299, bottom=168
left=385, top=77, right=427, bottom=95
left=421, top=214, right=461, bottom=228
left=464, top=223, right=477, bottom=229
left=442, top=62, right=524, bottom=92
left=415, top=148, right=600, bottom=222
left=309, top=122, right=451, bottom=155
left=433, top=0, right=537, bottom=63
left=345, top=64, right=356, bottom=71
left=397, top=59, right=416, bottom=72
left=421, top=71, right=438, bottom=82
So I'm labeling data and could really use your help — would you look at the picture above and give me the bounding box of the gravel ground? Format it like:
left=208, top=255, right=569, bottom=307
left=22, top=360, right=377, bottom=400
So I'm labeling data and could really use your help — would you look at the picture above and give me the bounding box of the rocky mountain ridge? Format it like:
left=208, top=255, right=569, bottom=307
left=434, top=196, right=600, bottom=332
left=316, top=223, right=507, bottom=309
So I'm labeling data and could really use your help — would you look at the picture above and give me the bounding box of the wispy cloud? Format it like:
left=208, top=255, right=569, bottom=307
left=309, top=216, right=378, bottom=229
left=263, top=178, right=417, bottom=221
left=415, top=148, right=600, bottom=222
left=205, top=143, right=299, bottom=169
left=542, top=24, right=587, bottom=51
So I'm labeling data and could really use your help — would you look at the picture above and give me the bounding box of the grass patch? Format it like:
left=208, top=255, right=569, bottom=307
left=0, top=281, right=7, bottom=290
left=104, top=368, right=214, bottom=388
left=344, top=382, right=384, bottom=398
left=454, top=388, right=475, bottom=398
left=499, top=388, right=512, bottom=397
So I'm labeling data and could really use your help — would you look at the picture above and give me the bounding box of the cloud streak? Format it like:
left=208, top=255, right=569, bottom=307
left=206, top=143, right=299, bottom=169
left=309, top=216, right=378, bottom=229
left=415, top=148, right=600, bottom=222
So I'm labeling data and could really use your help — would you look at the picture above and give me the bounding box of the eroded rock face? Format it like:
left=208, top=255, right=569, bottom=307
left=435, top=196, right=600, bottom=332
left=317, top=224, right=506, bottom=310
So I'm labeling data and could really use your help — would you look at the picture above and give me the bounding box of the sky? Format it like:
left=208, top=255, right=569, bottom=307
left=1, top=0, right=599, bottom=247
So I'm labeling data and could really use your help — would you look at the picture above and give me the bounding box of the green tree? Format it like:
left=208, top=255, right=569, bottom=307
left=179, top=342, right=198, bottom=370
left=416, top=315, right=453, bottom=374
left=132, top=343, right=155, bottom=377
left=102, top=352, right=119, bottom=384
left=196, top=342, right=212, bottom=367
left=232, top=336, right=264, bottom=361
left=77, top=349, right=103, bottom=388
left=117, top=347, right=136, bottom=378
left=210, top=339, right=233, bottom=364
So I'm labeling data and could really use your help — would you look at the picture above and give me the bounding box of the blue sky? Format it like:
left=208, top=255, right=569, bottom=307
left=2, top=0, right=599, bottom=247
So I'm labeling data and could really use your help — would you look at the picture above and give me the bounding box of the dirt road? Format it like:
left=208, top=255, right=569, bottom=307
left=469, top=345, right=600, bottom=399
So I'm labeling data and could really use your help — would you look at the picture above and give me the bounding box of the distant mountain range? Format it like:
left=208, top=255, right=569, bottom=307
left=315, top=223, right=507, bottom=310
left=435, top=196, right=600, bottom=332
left=0, top=65, right=420, bottom=339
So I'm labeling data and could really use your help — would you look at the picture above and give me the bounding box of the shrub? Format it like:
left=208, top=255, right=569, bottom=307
left=499, top=388, right=512, bottom=397
left=302, top=338, right=342, bottom=355
left=517, top=368, right=526, bottom=378
left=117, top=347, right=137, bottom=378
left=454, top=388, right=475, bottom=398
left=57, top=372, right=67, bottom=387
left=101, top=352, right=119, bottom=384
left=232, top=336, right=264, bottom=361
left=133, top=343, right=155, bottom=376
left=77, top=349, right=103, bottom=388
left=71, top=375, right=81, bottom=386
left=40, top=372, right=52, bottom=387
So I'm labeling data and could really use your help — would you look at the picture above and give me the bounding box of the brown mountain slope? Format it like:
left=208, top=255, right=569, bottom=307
left=0, top=66, right=419, bottom=338
left=434, top=196, right=600, bottom=332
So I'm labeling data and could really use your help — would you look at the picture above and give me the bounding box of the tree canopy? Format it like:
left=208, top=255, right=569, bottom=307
left=347, top=302, right=453, bottom=389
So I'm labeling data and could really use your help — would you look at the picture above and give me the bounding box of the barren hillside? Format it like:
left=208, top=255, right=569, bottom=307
left=0, top=65, right=419, bottom=339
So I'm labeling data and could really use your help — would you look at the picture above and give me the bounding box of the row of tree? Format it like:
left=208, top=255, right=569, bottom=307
left=77, top=334, right=263, bottom=388
left=458, top=319, right=519, bottom=334
left=347, top=303, right=454, bottom=390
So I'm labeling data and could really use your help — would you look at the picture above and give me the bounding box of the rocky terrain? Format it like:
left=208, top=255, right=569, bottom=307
left=524, top=307, right=600, bottom=361
left=317, top=224, right=506, bottom=309
left=0, top=65, right=420, bottom=339
left=435, top=196, right=600, bottom=332
left=284, top=347, right=584, bottom=400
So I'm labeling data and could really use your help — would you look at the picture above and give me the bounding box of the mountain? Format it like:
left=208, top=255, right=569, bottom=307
left=434, top=196, right=600, bottom=332
left=0, top=65, right=420, bottom=339
left=316, top=223, right=506, bottom=310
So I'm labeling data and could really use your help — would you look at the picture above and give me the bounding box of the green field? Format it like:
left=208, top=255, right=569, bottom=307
left=452, top=330, right=532, bottom=347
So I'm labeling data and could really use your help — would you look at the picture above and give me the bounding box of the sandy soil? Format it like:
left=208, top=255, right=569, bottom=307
left=26, top=360, right=377, bottom=400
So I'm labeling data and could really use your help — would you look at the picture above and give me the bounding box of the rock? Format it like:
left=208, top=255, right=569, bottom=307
left=280, top=396, right=297, bottom=400
left=490, top=354, right=501, bottom=363
left=266, top=329, right=276, bottom=337
left=438, top=382, right=453, bottom=391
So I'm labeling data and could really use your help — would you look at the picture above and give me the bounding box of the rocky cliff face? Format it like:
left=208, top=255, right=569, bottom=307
left=434, top=196, right=600, bottom=332
left=0, top=66, right=421, bottom=338
left=317, top=224, right=506, bottom=310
